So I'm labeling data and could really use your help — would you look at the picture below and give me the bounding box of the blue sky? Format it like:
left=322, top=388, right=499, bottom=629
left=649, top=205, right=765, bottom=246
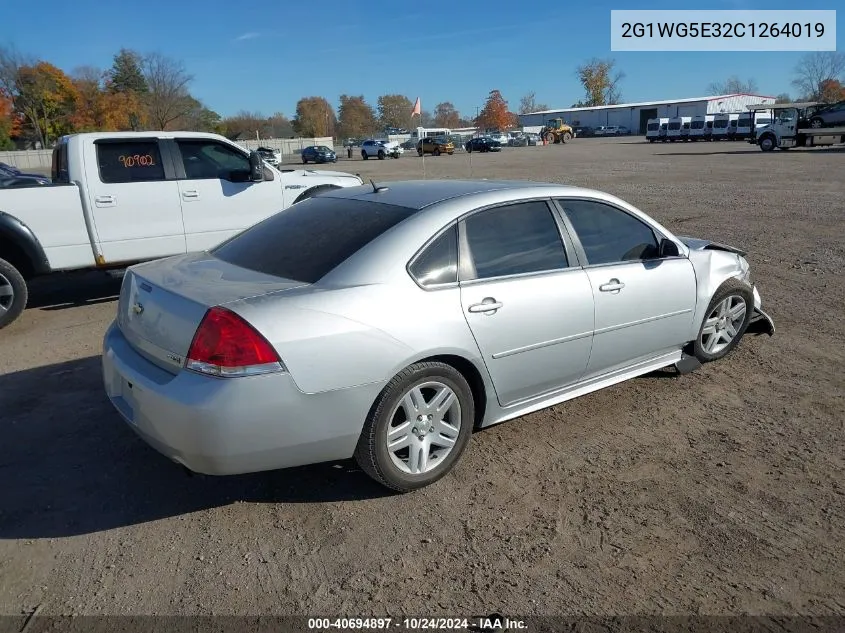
left=1, top=0, right=841, bottom=119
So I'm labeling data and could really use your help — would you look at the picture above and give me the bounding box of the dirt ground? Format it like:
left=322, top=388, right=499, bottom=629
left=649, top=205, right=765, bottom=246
left=1, top=138, right=843, bottom=623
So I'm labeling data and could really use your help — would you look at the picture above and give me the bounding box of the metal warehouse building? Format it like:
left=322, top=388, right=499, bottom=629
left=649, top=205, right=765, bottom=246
left=519, top=93, right=776, bottom=135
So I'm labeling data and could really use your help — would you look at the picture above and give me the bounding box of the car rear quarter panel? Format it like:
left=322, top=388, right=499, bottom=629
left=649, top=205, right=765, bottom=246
left=230, top=281, right=485, bottom=395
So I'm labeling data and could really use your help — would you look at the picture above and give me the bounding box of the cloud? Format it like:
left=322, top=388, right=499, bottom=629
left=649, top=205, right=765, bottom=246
left=233, top=32, right=260, bottom=42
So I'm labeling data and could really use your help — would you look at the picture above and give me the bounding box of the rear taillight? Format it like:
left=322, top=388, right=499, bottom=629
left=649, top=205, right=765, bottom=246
left=186, top=307, right=285, bottom=377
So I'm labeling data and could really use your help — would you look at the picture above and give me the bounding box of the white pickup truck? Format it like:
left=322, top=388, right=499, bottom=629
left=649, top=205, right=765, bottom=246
left=0, top=131, right=363, bottom=329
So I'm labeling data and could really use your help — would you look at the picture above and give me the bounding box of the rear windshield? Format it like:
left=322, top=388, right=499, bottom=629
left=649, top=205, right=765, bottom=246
left=211, top=197, right=416, bottom=283
left=691, top=120, right=704, bottom=129
left=714, top=120, right=728, bottom=128
left=668, top=122, right=681, bottom=130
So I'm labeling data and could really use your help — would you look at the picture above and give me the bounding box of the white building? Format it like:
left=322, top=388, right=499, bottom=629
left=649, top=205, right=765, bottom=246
left=519, top=93, right=776, bottom=135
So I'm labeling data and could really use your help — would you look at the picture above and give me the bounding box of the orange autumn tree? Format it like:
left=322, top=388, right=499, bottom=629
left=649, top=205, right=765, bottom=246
left=15, top=61, right=79, bottom=147
left=0, top=92, right=21, bottom=149
left=71, top=67, right=148, bottom=132
left=475, top=90, right=518, bottom=132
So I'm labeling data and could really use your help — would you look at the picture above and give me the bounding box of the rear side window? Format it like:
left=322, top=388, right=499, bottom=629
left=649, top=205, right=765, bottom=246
left=51, top=138, right=69, bottom=183
left=212, top=197, right=416, bottom=283
left=409, top=225, right=458, bottom=287
left=96, top=141, right=165, bottom=184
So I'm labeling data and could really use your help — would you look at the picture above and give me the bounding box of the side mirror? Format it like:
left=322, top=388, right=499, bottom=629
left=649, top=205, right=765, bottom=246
left=248, top=151, right=265, bottom=182
left=658, top=238, right=680, bottom=258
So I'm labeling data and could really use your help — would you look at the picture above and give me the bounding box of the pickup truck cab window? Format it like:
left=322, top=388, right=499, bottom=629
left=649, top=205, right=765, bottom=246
left=176, top=140, right=251, bottom=182
left=96, top=141, right=166, bottom=184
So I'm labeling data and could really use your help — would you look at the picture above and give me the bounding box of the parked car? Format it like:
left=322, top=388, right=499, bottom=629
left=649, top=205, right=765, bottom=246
left=0, top=162, right=50, bottom=180
left=0, top=131, right=363, bottom=329
left=524, top=132, right=540, bottom=146
left=614, top=126, right=631, bottom=136
left=255, top=146, right=281, bottom=166
left=465, top=137, right=503, bottom=153
left=417, top=137, right=454, bottom=156
left=574, top=127, right=594, bottom=138
left=400, top=138, right=418, bottom=150
left=806, top=101, right=845, bottom=128
left=0, top=174, right=51, bottom=188
left=486, top=132, right=509, bottom=145
left=301, top=145, right=337, bottom=164
left=361, top=139, right=402, bottom=160
left=102, top=179, right=775, bottom=492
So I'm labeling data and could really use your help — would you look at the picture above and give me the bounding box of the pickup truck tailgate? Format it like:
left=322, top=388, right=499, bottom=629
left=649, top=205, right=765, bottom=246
left=117, top=252, right=308, bottom=373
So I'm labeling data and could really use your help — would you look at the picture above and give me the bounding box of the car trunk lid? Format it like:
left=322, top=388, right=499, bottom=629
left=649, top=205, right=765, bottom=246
left=117, top=252, right=308, bottom=374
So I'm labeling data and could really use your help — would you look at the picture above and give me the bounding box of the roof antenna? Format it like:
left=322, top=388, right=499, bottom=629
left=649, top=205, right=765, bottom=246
left=369, top=178, right=389, bottom=193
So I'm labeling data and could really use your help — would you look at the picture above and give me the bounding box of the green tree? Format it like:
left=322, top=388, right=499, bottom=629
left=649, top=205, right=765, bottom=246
left=337, top=95, right=378, bottom=138
left=377, top=94, right=413, bottom=130
left=107, top=49, right=148, bottom=94
left=574, top=58, right=624, bottom=106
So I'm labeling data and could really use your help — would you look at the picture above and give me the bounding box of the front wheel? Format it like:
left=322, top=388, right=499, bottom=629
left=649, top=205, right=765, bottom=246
left=562, top=132, right=572, bottom=143
left=0, top=257, right=27, bottom=329
left=354, top=361, right=474, bottom=492
left=690, top=279, right=754, bottom=363
left=810, top=118, right=823, bottom=129
left=378, top=150, right=385, bottom=160
left=302, top=157, right=308, bottom=164
left=433, top=148, right=440, bottom=156
left=759, top=135, right=776, bottom=152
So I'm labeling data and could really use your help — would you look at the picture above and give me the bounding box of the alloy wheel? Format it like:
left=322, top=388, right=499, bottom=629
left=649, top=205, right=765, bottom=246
left=700, top=295, right=747, bottom=354
left=386, top=381, right=462, bottom=475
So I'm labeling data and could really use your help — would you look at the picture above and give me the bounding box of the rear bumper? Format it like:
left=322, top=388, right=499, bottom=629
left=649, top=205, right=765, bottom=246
left=101, top=322, right=382, bottom=475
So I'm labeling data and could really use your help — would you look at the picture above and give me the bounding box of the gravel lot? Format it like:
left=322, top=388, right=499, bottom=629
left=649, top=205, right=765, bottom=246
left=1, top=138, right=843, bottom=623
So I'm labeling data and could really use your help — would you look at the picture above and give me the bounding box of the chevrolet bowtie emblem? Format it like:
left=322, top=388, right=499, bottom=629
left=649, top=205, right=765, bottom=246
left=131, top=302, right=144, bottom=315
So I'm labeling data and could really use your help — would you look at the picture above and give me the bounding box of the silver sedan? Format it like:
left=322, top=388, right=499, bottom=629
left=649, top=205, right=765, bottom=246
left=102, top=180, right=775, bottom=491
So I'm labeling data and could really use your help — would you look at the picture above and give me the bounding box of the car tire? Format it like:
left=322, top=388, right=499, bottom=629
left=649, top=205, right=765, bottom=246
left=690, top=278, right=754, bottom=364
left=417, top=149, right=423, bottom=156
left=433, top=149, right=440, bottom=156
left=302, top=157, right=308, bottom=164
left=378, top=150, right=385, bottom=160
left=0, top=256, right=27, bottom=330
left=354, top=361, right=475, bottom=492
left=810, top=117, right=823, bottom=129
left=362, top=151, right=368, bottom=160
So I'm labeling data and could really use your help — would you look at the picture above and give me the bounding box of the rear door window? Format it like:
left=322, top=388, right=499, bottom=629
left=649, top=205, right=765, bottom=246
left=409, top=225, right=458, bottom=287
left=461, top=201, right=568, bottom=280
left=212, top=197, right=416, bottom=283
left=96, top=140, right=166, bottom=184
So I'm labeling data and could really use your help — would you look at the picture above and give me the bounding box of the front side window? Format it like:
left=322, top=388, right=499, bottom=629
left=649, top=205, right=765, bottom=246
left=409, top=225, right=458, bottom=287
left=461, top=201, right=568, bottom=281
left=177, top=140, right=250, bottom=181
left=96, top=140, right=165, bottom=184
left=558, top=199, right=660, bottom=265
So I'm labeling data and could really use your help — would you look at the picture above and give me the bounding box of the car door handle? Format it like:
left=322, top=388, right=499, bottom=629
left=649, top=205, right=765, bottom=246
left=181, top=190, right=200, bottom=199
left=94, top=195, right=115, bottom=206
left=468, top=298, right=503, bottom=313
left=599, top=279, right=625, bottom=292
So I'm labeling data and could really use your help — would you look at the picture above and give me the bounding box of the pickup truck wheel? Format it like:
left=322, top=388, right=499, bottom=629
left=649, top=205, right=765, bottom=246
left=0, top=257, right=27, bottom=329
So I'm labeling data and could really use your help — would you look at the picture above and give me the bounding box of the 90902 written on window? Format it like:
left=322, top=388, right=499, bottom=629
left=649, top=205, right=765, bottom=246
left=96, top=141, right=166, bottom=184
